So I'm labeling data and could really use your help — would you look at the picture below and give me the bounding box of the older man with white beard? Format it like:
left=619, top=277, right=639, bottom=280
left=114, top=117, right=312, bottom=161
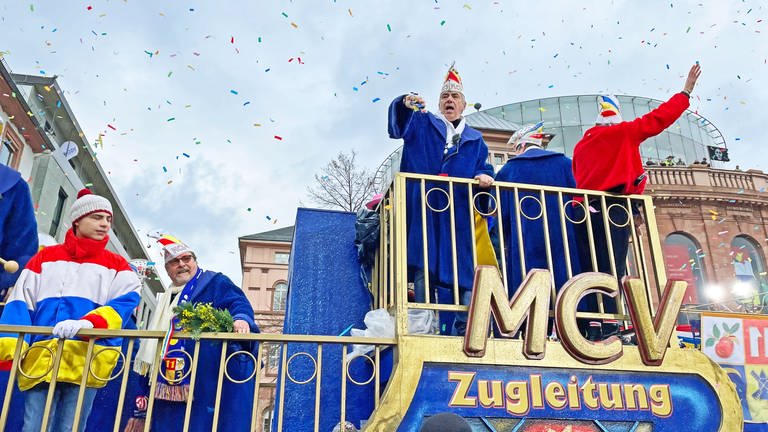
left=128, top=235, right=258, bottom=432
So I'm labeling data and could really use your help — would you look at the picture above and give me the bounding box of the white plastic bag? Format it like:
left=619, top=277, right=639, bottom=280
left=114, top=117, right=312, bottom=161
left=407, top=309, right=438, bottom=335
left=349, top=309, right=395, bottom=358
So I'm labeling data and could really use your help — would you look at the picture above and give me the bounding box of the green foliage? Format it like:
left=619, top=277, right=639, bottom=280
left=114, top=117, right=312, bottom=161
left=173, top=302, right=234, bottom=339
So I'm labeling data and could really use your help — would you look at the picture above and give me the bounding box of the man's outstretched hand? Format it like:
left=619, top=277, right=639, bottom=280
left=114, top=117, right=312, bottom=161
left=683, top=63, right=702, bottom=94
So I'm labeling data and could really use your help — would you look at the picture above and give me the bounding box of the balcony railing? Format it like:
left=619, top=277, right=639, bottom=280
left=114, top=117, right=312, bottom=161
left=371, top=172, right=670, bottom=332
left=647, top=165, right=767, bottom=195
left=0, top=326, right=394, bottom=431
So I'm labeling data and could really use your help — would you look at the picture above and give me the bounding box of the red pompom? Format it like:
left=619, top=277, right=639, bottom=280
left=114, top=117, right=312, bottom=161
left=77, top=188, right=93, bottom=199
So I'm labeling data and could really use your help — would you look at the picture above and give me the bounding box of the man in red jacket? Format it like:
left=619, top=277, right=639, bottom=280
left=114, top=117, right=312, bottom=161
left=572, top=63, right=701, bottom=319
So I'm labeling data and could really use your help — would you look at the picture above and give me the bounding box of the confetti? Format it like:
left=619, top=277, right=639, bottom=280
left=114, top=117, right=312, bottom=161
left=440, top=20, right=446, bottom=26
left=348, top=9, right=353, bottom=17
left=718, top=230, right=729, bottom=236
left=274, top=135, right=283, bottom=140
left=291, top=22, right=298, bottom=28
left=281, top=12, right=288, bottom=18
left=167, top=117, right=175, bottom=122
left=230, top=89, right=239, bottom=95
left=107, top=124, right=116, bottom=130
left=387, top=24, right=392, bottom=32
left=182, top=153, right=190, bottom=158
left=162, top=166, right=167, bottom=173
left=372, top=97, right=381, bottom=103
left=87, top=5, right=93, bottom=10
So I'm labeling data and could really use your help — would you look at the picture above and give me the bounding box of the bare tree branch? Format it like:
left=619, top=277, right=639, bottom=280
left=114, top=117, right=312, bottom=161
left=306, top=150, right=376, bottom=212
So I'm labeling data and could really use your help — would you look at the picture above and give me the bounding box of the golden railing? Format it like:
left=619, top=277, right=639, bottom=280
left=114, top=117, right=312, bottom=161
left=0, top=326, right=394, bottom=432
left=372, top=172, right=670, bottom=336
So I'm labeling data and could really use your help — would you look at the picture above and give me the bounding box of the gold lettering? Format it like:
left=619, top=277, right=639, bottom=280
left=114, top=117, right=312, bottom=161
left=465, top=267, right=551, bottom=359
left=623, top=278, right=687, bottom=366
left=505, top=381, right=530, bottom=415
left=555, top=273, right=623, bottom=364
left=624, top=384, right=649, bottom=410
left=649, top=384, right=672, bottom=417
left=448, top=371, right=477, bottom=407
left=580, top=377, right=599, bottom=409
left=567, top=375, right=580, bottom=409
left=530, top=375, right=544, bottom=409
left=544, top=382, right=567, bottom=409
left=597, top=383, right=624, bottom=409
left=477, top=380, right=504, bottom=408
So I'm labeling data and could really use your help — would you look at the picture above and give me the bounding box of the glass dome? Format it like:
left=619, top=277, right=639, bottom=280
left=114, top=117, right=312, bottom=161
left=479, top=95, right=725, bottom=164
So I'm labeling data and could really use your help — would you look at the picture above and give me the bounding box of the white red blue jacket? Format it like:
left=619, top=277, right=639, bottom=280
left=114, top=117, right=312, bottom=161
left=0, top=228, right=141, bottom=390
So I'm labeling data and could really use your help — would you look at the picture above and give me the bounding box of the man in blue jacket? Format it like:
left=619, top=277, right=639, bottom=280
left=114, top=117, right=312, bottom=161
left=128, top=235, right=259, bottom=432
left=495, top=122, right=582, bottom=300
left=388, top=63, right=494, bottom=335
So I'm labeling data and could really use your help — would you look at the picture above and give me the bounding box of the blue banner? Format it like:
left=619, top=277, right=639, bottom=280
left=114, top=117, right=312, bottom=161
left=399, top=363, right=723, bottom=431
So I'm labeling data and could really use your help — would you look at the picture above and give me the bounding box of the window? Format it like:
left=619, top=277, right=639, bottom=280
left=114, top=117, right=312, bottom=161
left=0, top=139, right=14, bottom=166
left=663, top=233, right=707, bottom=304
left=264, top=343, right=281, bottom=373
left=493, top=153, right=504, bottom=165
left=559, top=97, right=580, bottom=126
left=49, top=188, right=68, bottom=237
left=272, top=281, right=288, bottom=311
left=274, top=252, right=289, bottom=264
left=262, top=407, right=273, bottom=432
left=731, top=235, right=766, bottom=280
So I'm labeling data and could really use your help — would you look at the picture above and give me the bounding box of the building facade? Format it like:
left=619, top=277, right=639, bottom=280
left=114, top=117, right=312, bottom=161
left=238, top=225, right=294, bottom=431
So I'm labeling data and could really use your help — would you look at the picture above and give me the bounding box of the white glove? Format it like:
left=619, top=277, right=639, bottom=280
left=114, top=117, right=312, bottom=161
left=52, top=319, right=94, bottom=339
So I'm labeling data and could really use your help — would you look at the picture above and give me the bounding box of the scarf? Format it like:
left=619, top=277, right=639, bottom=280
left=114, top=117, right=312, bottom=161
left=133, top=269, right=202, bottom=401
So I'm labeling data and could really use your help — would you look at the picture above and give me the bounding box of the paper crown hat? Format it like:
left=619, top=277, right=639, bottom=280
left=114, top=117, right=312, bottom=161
left=507, top=121, right=545, bottom=149
left=596, top=95, right=623, bottom=124
left=440, top=62, right=464, bottom=95
left=155, top=234, right=193, bottom=263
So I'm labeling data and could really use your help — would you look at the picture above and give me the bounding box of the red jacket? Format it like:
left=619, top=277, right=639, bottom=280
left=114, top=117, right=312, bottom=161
left=572, top=92, right=690, bottom=195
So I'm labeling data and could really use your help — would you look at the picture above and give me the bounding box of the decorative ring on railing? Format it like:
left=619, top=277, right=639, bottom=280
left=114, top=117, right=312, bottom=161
left=472, top=192, right=497, bottom=217
left=89, top=347, right=126, bottom=382
left=223, top=350, right=258, bottom=384
left=158, top=349, right=194, bottom=384
left=17, top=345, right=54, bottom=380
left=563, top=200, right=587, bottom=224
left=519, top=195, right=544, bottom=221
left=345, top=354, right=376, bottom=386
left=606, top=203, right=631, bottom=228
left=425, top=187, right=451, bottom=213
left=286, top=351, right=317, bottom=385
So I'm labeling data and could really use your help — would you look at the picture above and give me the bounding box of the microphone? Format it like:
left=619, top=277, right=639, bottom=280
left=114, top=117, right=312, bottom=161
left=474, top=102, right=482, bottom=111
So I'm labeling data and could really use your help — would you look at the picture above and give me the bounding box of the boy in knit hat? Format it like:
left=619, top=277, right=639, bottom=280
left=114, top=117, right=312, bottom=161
left=0, top=188, right=141, bottom=432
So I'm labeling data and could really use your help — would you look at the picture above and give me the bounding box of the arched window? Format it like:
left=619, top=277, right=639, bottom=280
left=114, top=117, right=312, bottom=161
left=272, top=281, right=288, bottom=311
left=731, top=235, right=766, bottom=281
left=663, top=232, right=707, bottom=304
left=262, top=406, right=273, bottom=432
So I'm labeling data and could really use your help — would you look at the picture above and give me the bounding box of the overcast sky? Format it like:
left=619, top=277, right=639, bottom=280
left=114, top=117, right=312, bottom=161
left=1, top=1, right=766, bottom=283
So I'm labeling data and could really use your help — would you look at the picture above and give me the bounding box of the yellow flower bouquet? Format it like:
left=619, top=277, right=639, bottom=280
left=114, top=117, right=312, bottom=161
left=173, top=302, right=234, bottom=339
